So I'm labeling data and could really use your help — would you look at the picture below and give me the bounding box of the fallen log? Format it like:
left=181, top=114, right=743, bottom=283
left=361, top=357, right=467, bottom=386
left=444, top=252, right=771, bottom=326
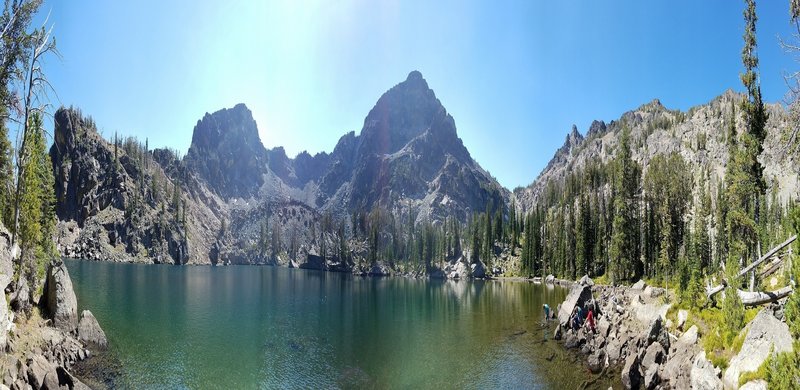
left=738, top=286, right=793, bottom=306
left=737, top=235, right=797, bottom=279
left=706, top=283, right=726, bottom=297
left=757, top=256, right=784, bottom=279
left=707, top=235, right=797, bottom=299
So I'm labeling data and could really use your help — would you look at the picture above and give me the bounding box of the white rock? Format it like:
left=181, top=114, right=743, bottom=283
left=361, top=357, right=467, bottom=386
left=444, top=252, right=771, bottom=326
left=677, top=309, right=688, bottom=330
left=690, top=351, right=723, bottom=390
left=723, top=310, right=794, bottom=388
left=739, top=380, right=768, bottom=390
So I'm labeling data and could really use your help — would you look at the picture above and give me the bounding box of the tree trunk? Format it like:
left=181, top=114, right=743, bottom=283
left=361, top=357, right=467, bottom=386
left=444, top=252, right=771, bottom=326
left=738, top=286, right=793, bottom=306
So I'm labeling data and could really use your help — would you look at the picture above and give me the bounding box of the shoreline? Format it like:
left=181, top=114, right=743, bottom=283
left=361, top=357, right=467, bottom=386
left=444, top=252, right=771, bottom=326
left=551, top=277, right=792, bottom=389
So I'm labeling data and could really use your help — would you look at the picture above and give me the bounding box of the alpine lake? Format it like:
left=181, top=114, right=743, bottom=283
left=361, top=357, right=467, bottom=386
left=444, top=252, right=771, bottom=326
left=65, top=259, right=620, bottom=389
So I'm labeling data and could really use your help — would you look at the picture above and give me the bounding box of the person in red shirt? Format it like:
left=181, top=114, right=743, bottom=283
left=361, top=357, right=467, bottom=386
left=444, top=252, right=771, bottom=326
left=585, top=308, right=596, bottom=334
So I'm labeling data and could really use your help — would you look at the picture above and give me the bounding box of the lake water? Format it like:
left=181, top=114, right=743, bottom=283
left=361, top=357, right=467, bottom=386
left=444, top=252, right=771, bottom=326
left=66, top=260, right=618, bottom=389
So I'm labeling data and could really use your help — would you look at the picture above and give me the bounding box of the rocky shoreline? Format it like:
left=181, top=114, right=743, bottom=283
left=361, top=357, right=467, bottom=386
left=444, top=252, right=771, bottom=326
left=1, top=256, right=109, bottom=390
left=551, top=277, right=793, bottom=390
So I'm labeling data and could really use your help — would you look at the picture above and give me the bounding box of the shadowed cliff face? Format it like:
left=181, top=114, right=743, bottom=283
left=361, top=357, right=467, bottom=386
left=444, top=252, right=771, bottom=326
left=184, top=103, right=268, bottom=200
left=50, top=109, right=123, bottom=226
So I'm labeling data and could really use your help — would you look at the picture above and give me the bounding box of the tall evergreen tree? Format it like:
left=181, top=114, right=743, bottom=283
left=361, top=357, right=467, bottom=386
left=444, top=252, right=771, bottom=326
left=18, top=112, right=55, bottom=282
left=724, top=0, right=768, bottom=293
left=609, top=126, right=641, bottom=283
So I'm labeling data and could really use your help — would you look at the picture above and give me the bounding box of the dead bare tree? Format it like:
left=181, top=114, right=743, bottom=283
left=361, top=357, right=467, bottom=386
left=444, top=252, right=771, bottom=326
left=780, top=1, right=800, bottom=154
left=10, top=13, right=57, bottom=247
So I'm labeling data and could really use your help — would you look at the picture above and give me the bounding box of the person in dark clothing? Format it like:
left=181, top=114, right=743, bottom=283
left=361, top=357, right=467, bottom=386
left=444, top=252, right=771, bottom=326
left=571, top=306, right=581, bottom=330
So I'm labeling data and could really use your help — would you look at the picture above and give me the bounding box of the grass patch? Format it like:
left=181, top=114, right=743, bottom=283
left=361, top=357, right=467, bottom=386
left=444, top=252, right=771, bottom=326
left=739, top=355, right=769, bottom=386
left=688, top=305, right=758, bottom=371
left=593, top=274, right=610, bottom=286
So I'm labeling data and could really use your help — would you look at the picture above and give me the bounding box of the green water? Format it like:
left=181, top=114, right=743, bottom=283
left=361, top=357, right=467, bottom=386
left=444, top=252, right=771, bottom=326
left=66, top=260, right=615, bottom=389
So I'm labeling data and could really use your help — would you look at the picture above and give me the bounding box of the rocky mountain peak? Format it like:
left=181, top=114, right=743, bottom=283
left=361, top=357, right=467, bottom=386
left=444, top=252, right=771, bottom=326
left=587, top=120, right=607, bottom=137
left=559, top=125, right=584, bottom=154
left=360, top=70, right=446, bottom=155
left=184, top=104, right=267, bottom=199
left=639, top=98, right=665, bottom=112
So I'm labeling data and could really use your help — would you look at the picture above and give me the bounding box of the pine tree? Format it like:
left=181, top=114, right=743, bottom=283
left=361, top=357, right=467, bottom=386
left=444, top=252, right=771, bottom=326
left=693, top=178, right=713, bottom=272
left=18, top=112, right=56, bottom=281
left=722, top=253, right=745, bottom=343
left=723, top=0, right=768, bottom=315
left=272, top=221, right=282, bottom=259
left=609, top=126, right=641, bottom=283
left=483, top=205, right=492, bottom=264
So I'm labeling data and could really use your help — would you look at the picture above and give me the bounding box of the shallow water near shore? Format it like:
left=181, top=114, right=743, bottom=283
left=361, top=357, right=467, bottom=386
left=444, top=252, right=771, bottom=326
left=66, top=260, right=619, bottom=389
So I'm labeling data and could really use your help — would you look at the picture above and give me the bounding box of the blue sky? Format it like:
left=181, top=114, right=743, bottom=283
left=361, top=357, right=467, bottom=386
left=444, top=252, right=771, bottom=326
left=44, top=1, right=797, bottom=189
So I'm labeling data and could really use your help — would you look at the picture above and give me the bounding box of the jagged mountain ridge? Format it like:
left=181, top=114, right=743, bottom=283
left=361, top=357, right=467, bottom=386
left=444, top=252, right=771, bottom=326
left=52, top=71, right=509, bottom=265
left=185, top=70, right=508, bottom=223
left=514, top=90, right=799, bottom=212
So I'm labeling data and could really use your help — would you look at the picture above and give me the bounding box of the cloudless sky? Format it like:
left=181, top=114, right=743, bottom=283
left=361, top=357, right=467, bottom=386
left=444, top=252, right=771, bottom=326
left=44, top=1, right=797, bottom=189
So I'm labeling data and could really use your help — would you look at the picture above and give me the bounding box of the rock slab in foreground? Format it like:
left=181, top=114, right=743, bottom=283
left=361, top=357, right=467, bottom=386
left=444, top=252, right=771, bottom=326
left=557, top=284, right=592, bottom=326
left=43, top=260, right=79, bottom=332
left=723, top=309, right=793, bottom=389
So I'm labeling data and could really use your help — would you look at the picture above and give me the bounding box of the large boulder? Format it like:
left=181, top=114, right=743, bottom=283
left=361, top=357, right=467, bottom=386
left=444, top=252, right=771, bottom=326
left=578, top=274, right=594, bottom=286
left=691, top=351, right=722, bottom=390
left=43, top=260, right=79, bottom=331
left=621, top=354, right=642, bottom=390
left=27, top=355, right=57, bottom=390
left=470, top=261, right=486, bottom=279
left=643, top=364, right=659, bottom=390
left=641, top=342, right=665, bottom=372
left=448, top=261, right=471, bottom=280
left=557, top=283, right=592, bottom=327
left=10, top=277, right=31, bottom=313
left=679, top=325, right=699, bottom=345
left=299, top=254, right=326, bottom=271
left=77, top=310, right=107, bottom=348
left=588, top=349, right=606, bottom=374
left=723, top=309, right=794, bottom=389
left=661, top=325, right=700, bottom=389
